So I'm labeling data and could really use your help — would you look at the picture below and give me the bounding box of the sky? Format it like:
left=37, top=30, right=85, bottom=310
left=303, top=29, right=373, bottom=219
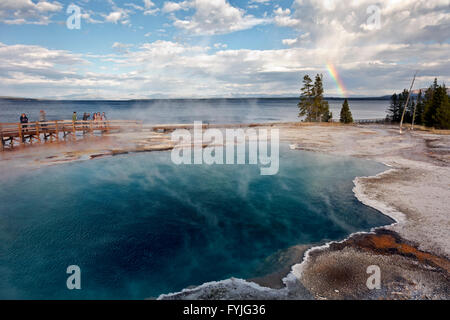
left=0, top=0, right=449, bottom=99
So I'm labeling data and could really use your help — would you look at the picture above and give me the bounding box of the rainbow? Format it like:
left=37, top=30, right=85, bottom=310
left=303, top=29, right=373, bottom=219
left=326, top=63, right=347, bottom=97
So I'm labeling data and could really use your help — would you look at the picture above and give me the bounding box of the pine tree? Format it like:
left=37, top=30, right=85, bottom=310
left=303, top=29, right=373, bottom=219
left=425, top=79, right=442, bottom=128
left=298, top=75, right=314, bottom=121
left=298, top=73, right=332, bottom=122
left=388, top=78, right=449, bottom=129
left=423, top=85, right=435, bottom=127
left=388, top=90, right=411, bottom=122
left=434, top=84, right=450, bottom=129
left=312, top=74, right=331, bottom=122
left=340, top=98, right=353, bottom=123
left=418, top=79, right=450, bottom=129
left=424, top=78, right=440, bottom=127
left=322, top=105, right=333, bottom=122
left=387, top=93, right=401, bottom=122
left=414, top=90, right=425, bottom=125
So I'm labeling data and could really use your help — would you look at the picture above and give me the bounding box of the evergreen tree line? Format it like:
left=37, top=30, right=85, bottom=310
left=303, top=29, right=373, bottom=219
left=387, top=78, right=450, bottom=129
left=298, top=74, right=332, bottom=122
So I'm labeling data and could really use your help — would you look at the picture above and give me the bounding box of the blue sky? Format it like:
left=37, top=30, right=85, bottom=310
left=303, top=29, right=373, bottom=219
left=0, top=0, right=449, bottom=99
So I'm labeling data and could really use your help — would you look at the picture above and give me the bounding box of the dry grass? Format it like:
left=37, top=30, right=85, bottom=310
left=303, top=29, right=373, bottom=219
left=403, top=124, right=450, bottom=135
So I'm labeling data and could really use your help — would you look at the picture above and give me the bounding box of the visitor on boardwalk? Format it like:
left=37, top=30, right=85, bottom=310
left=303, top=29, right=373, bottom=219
left=19, top=113, right=28, bottom=140
left=20, top=113, right=28, bottom=124
left=82, top=113, right=89, bottom=131
left=39, top=110, right=46, bottom=122
left=39, top=110, right=47, bottom=132
left=101, top=112, right=107, bottom=129
left=72, top=112, right=77, bottom=122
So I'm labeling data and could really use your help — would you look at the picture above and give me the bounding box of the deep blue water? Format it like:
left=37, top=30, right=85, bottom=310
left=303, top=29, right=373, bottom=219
left=0, top=146, right=393, bottom=299
left=0, top=98, right=388, bottom=124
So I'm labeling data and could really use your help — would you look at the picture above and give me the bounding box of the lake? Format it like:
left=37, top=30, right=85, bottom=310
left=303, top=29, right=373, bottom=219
left=0, top=98, right=389, bottom=124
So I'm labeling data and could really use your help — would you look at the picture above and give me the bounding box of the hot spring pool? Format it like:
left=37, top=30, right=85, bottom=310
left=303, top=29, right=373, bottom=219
left=0, top=146, right=393, bottom=299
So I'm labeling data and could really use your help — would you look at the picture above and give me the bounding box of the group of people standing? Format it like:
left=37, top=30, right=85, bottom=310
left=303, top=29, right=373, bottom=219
left=20, top=111, right=108, bottom=123
left=74, top=112, right=107, bottom=122
left=17, top=110, right=109, bottom=142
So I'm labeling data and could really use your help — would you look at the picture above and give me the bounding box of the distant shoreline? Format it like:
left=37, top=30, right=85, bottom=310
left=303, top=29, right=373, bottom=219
left=0, top=96, right=392, bottom=102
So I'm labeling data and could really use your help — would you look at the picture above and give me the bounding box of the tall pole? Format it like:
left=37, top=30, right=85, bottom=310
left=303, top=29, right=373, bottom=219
left=411, top=89, right=421, bottom=131
left=399, top=71, right=417, bottom=134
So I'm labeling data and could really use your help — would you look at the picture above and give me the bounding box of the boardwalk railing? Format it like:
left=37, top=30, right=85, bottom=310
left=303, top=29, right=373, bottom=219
left=1, top=120, right=142, bottom=150
left=328, top=118, right=390, bottom=124
left=353, top=118, right=390, bottom=124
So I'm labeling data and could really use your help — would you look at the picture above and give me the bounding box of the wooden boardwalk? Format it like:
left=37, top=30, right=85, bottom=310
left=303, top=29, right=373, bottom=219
left=1, top=120, right=142, bottom=150
left=354, top=118, right=390, bottom=124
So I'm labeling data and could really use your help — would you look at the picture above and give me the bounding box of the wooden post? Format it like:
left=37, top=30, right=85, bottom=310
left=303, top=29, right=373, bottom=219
left=29, top=123, right=33, bottom=144
left=18, top=123, right=24, bottom=145
left=35, top=121, right=41, bottom=143
left=55, top=120, right=59, bottom=141
left=90, top=120, right=93, bottom=135
left=411, top=89, right=421, bottom=131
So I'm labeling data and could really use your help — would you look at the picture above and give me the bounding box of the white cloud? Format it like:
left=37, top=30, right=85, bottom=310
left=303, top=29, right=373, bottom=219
left=80, top=10, right=103, bottom=24
left=248, top=0, right=271, bottom=6
left=144, top=0, right=155, bottom=9
left=105, top=11, right=124, bottom=23
left=103, top=0, right=134, bottom=25
left=0, top=42, right=87, bottom=91
left=125, top=3, right=144, bottom=10
left=282, top=33, right=310, bottom=46
left=143, top=8, right=159, bottom=15
left=162, top=1, right=191, bottom=13
left=214, top=43, right=228, bottom=49
left=35, top=1, right=61, bottom=12
left=112, top=42, right=134, bottom=54
left=275, top=0, right=450, bottom=46
left=1, top=39, right=449, bottom=99
left=272, top=0, right=450, bottom=70
left=282, top=38, right=298, bottom=46
left=0, top=0, right=62, bottom=25
left=1, top=1, right=449, bottom=98
left=168, top=0, right=270, bottom=35
left=273, top=8, right=300, bottom=28
left=126, top=0, right=159, bottom=15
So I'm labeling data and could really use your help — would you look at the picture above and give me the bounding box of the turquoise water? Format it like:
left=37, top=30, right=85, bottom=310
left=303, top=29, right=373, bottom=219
left=0, top=146, right=393, bottom=299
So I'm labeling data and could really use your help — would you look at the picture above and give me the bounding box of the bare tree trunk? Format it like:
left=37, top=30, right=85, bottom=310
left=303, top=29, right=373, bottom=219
left=399, top=72, right=418, bottom=134
left=411, top=89, right=420, bottom=131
